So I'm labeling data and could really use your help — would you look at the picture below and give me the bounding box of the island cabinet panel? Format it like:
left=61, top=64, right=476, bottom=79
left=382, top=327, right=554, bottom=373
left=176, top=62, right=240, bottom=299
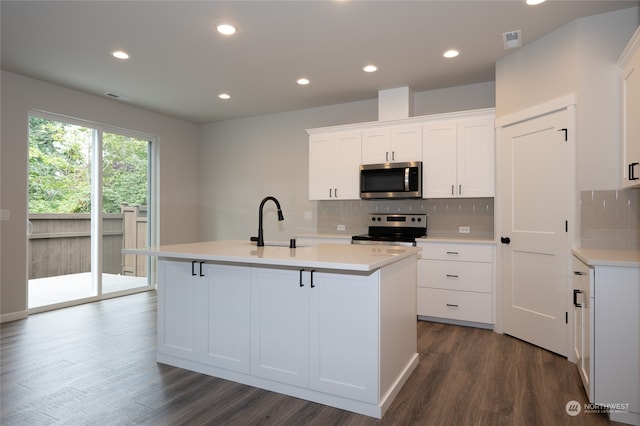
left=309, top=271, right=379, bottom=403
left=158, top=260, right=207, bottom=361
left=250, top=266, right=380, bottom=403
left=250, top=267, right=309, bottom=387
left=158, top=260, right=251, bottom=373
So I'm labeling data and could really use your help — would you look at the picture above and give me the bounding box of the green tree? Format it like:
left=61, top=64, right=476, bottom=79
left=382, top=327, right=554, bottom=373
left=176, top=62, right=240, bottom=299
left=28, top=117, right=148, bottom=214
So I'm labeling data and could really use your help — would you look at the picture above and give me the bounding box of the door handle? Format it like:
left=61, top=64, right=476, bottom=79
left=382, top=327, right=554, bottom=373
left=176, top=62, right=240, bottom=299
left=199, top=261, right=205, bottom=277
left=191, top=260, right=197, bottom=276
left=500, top=237, right=511, bottom=244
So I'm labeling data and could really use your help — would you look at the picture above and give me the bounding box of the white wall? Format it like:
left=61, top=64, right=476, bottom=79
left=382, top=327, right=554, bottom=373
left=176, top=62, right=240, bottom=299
left=0, top=71, right=200, bottom=321
left=198, top=82, right=495, bottom=242
left=496, top=7, right=639, bottom=190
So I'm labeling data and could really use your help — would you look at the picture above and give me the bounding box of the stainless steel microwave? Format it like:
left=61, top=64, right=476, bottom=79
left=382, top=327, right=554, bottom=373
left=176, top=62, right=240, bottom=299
left=360, top=161, right=422, bottom=199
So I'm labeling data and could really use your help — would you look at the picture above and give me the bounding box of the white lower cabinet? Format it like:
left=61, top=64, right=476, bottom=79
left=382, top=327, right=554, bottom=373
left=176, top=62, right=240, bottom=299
left=158, top=260, right=251, bottom=373
left=572, top=255, right=640, bottom=425
left=250, top=266, right=379, bottom=403
left=416, top=241, right=495, bottom=326
left=571, top=256, right=593, bottom=401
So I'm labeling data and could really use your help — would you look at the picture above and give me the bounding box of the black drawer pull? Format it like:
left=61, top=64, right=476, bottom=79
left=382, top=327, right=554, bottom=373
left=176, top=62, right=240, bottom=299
left=446, top=274, right=459, bottom=278
left=446, top=251, right=459, bottom=255
left=629, top=162, right=639, bottom=181
left=446, top=303, right=459, bottom=308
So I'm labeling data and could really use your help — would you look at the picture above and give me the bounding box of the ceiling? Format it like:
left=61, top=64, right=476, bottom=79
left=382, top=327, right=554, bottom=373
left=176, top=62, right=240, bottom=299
left=2, top=1, right=638, bottom=124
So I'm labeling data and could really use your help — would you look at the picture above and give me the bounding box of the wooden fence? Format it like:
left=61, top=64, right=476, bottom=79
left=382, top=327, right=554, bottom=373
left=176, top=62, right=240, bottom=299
left=28, top=205, right=147, bottom=279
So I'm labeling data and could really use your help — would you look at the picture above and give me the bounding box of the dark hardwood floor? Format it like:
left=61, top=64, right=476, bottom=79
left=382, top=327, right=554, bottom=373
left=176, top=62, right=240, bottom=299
left=1, top=291, right=618, bottom=425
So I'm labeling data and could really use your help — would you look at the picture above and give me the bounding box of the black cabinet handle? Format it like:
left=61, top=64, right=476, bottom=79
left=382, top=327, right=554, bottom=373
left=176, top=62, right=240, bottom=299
left=446, top=303, right=459, bottom=308
left=629, top=162, right=639, bottom=181
left=446, top=251, right=459, bottom=255
left=191, top=260, right=197, bottom=276
left=573, top=271, right=585, bottom=276
left=310, top=270, right=316, bottom=288
left=573, top=289, right=583, bottom=308
left=299, top=269, right=304, bottom=287
left=199, top=261, right=205, bottom=277
left=446, top=274, right=459, bottom=278
left=501, top=237, right=511, bottom=244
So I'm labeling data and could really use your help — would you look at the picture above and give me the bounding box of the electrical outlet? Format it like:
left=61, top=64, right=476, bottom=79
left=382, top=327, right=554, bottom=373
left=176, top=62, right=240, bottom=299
left=459, top=226, right=470, bottom=234
left=304, top=211, right=312, bottom=221
left=0, top=209, right=9, bottom=221
left=337, top=224, right=346, bottom=231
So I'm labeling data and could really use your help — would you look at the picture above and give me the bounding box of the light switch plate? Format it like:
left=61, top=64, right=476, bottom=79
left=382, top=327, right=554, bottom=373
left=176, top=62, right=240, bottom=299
left=337, top=224, right=346, bottom=231
left=0, top=209, right=9, bottom=221
left=459, top=226, right=470, bottom=234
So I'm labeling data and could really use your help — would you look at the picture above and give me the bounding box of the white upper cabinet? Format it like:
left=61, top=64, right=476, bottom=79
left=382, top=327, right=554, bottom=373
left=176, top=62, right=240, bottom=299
left=308, top=131, right=361, bottom=200
left=619, top=27, right=640, bottom=189
left=423, top=112, right=495, bottom=198
left=361, top=125, right=422, bottom=164
left=307, top=108, right=494, bottom=201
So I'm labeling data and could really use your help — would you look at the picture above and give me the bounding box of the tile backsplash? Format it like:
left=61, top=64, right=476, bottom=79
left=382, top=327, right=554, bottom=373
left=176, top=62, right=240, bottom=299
left=317, top=198, right=494, bottom=239
left=580, top=189, right=640, bottom=250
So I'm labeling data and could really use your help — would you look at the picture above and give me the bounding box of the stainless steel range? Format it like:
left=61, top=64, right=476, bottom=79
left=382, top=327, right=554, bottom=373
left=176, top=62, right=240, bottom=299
left=351, top=213, right=427, bottom=247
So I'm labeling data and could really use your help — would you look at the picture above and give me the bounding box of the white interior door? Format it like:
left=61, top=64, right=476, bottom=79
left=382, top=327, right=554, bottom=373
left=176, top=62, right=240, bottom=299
left=500, top=108, right=570, bottom=356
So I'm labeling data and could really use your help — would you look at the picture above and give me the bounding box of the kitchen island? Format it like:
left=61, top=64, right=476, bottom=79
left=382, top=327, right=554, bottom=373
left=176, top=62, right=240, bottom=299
left=141, top=240, right=420, bottom=418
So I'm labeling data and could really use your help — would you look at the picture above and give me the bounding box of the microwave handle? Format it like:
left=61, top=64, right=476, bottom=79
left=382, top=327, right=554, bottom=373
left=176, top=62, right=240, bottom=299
left=404, top=167, right=410, bottom=191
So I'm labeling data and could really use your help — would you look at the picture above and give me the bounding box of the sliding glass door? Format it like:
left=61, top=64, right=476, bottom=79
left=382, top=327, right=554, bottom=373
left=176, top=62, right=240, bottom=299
left=27, top=113, right=155, bottom=311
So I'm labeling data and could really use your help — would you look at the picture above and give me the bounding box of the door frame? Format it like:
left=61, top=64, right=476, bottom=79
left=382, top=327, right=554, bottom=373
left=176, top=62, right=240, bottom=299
left=494, top=94, right=578, bottom=361
left=26, top=110, right=159, bottom=314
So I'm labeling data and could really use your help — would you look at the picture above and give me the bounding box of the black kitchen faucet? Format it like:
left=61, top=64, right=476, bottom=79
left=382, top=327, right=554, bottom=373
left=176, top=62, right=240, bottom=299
left=255, top=196, right=284, bottom=247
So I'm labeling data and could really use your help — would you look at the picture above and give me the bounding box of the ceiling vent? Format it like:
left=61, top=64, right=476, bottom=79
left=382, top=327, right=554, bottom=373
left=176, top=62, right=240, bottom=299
left=502, top=30, right=522, bottom=49
left=104, top=92, right=132, bottom=102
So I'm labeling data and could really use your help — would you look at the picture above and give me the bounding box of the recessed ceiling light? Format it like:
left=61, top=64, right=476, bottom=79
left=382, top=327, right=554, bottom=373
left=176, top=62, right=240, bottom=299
left=216, top=24, right=236, bottom=35
left=443, top=49, right=459, bottom=59
left=218, top=93, right=231, bottom=100
left=297, top=78, right=310, bottom=85
left=525, top=0, right=546, bottom=5
left=363, top=65, right=378, bottom=73
left=112, top=50, right=130, bottom=60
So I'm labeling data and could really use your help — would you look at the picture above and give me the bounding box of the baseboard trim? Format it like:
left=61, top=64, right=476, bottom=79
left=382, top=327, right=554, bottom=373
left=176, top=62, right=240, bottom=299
left=1, top=310, right=28, bottom=323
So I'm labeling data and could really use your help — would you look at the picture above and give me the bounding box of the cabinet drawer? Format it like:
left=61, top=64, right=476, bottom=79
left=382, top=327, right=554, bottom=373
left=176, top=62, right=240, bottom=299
left=418, top=243, right=493, bottom=262
left=418, top=259, right=492, bottom=293
left=417, top=288, right=492, bottom=323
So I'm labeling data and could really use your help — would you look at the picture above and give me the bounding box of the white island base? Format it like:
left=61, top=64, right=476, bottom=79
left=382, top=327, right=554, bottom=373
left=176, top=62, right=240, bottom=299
left=152, top=241, right=420, bottom=418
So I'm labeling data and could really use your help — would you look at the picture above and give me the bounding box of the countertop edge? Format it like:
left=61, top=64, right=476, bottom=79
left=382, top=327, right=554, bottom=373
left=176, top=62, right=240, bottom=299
left=571, top=248, right=640, bottom=268
left=123, top=242, right=419, bottom=272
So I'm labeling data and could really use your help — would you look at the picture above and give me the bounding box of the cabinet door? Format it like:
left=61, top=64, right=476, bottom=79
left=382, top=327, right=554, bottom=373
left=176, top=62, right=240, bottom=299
left=309, top=133, right=335, bottom=200
left=391, top=125, right=422, bottom=163
left=309, top=271, right=379, bottom=403
left=423, top=121, right=457, bottom=198
left=362, top=128, right=390, bottom=164
left=157, top=260, right=207, bottom=361
left=457, top=116, right=495, bottom=197
left=204, top=263, right=251, bottom=373
left=572, top=257, right=592, bottom=400
left=334, top=131, right=362, bottom=199
left=622, top=52, right=640, bottom=188
left=250, top=267, right=309, bottom=387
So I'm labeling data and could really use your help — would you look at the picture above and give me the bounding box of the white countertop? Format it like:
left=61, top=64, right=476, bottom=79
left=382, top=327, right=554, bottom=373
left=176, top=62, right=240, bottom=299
left=572, top=248, right=640, bottom=268
left=125, top=240, right=420, bottom=272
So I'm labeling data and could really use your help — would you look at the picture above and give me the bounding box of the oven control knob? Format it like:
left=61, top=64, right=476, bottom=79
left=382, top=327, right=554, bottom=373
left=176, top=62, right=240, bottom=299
left=377, top=217, right=382, bottom=221
left=417, top=217, right=422, bottom=222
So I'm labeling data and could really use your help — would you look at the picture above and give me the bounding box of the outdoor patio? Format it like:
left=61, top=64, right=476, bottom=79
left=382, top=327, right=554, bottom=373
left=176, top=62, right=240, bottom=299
left=29, top=273, right=149, bottom=308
